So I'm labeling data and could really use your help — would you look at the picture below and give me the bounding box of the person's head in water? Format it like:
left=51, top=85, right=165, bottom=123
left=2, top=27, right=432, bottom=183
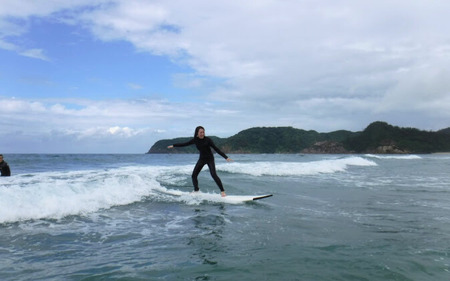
left=194, top=126, right=205, bottom=139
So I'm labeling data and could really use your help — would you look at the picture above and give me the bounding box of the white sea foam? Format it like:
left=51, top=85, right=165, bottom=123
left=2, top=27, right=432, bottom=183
left=217, top=156, right=377, bottom=176
left=0, top=167, right=164, bottom=224
left=364, top=154, right=422, bottom=160
left=0, top=157, right=376, bottom=223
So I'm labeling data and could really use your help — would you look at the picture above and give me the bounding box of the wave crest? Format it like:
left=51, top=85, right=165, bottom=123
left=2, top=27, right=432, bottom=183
left=217, top=156, right=377, bottom=176
left=364, top=154, right=422, bottom=160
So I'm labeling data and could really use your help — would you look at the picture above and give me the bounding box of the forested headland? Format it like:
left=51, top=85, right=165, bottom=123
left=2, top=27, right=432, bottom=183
left=147, top=121, right=450, bottom=154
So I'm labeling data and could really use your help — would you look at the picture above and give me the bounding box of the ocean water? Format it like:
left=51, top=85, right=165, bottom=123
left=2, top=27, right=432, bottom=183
left=1, top=153, right=449, bottom=281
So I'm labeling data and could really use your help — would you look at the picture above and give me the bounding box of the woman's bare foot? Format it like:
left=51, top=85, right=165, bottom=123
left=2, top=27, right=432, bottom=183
left=221, top=191, right=226, bottom=197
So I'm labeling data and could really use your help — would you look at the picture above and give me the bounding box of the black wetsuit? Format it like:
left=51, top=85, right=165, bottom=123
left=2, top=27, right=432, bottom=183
left=173, top=137, right=228, bottom=192
left=0, top=160, right=11, bottom=176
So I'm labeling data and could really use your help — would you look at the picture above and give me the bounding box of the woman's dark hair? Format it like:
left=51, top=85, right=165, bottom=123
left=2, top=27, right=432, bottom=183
left=194, top=126, right=205, bottom=138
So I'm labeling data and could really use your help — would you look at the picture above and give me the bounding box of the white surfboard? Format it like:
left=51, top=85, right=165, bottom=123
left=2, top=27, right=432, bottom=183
left=159, top=189, right=272, bottom=204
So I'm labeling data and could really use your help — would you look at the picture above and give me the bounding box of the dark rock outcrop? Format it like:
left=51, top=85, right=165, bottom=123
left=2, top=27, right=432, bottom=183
left=302, top=141, right=349, bottom=154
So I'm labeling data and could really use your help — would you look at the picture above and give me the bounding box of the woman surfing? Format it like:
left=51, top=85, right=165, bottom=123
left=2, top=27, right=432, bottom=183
left=168, top=126, right=232, bottom=197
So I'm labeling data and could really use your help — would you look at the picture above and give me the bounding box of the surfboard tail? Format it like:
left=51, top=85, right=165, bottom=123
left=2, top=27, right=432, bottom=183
left=252, top=194, right=273, bottom=201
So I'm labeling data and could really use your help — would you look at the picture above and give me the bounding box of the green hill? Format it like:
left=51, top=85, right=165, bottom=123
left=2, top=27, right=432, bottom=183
left=220, top=127, right=355, bottom=153
left=147, top=122, right=450, bottom=154
left=343, top=121, right=450, bottom=153
left=438, top=127, right=450, bottom=134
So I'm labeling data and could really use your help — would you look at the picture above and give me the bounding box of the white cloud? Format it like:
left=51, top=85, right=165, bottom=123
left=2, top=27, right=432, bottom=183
left=0, top=0, right=110, bottom=58
left=4, top=1, right=450, bottom=106
left=19, top=48, right=50, bottom=61
left=1, top=1, right=450, bottom=152
left=0, top=0, right=108, bottom=18
left=0, top=96, right=240, bottom=152
left=127, top=83, right=143, bottom=90
left=65, top=0, right=450, bottom=106
left=379, top=62, right=450, bottom=116
left=0, top=38, right=17, bottom=50
left=107, top=126, right=141, bottom=137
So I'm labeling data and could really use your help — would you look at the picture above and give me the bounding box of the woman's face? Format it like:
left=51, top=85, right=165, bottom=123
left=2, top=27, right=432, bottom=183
left=197, top=128, right=205, bottom=139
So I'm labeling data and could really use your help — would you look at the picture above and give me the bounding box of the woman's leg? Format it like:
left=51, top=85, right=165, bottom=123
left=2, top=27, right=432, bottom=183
left=206, top=159, right=225, bottom=192
left=192, top=159, right=206, bottom=191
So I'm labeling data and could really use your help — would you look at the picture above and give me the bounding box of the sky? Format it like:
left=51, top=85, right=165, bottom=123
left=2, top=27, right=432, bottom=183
left=1, top=0, right=449, bottom=153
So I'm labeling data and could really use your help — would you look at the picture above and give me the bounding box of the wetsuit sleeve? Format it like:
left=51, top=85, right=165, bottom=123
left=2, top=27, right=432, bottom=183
left=209, top=138, right=229, bottom=159
left=5, top=165, right=10, bottom=176
left=173, top=138, right=195, bottom=147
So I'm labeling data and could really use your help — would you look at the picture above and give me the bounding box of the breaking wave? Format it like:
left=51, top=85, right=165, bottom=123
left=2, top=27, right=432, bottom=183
left=0, top=156, right=376, bottom=223
left=217, top=156, right=377, bottom=176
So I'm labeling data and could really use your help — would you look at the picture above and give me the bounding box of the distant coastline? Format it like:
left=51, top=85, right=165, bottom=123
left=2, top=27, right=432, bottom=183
left=147, top=121, right=450, bottom=154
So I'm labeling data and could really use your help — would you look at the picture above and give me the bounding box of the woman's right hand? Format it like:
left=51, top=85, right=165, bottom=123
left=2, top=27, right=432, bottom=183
left=167, top=145, right=174, bottom=149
